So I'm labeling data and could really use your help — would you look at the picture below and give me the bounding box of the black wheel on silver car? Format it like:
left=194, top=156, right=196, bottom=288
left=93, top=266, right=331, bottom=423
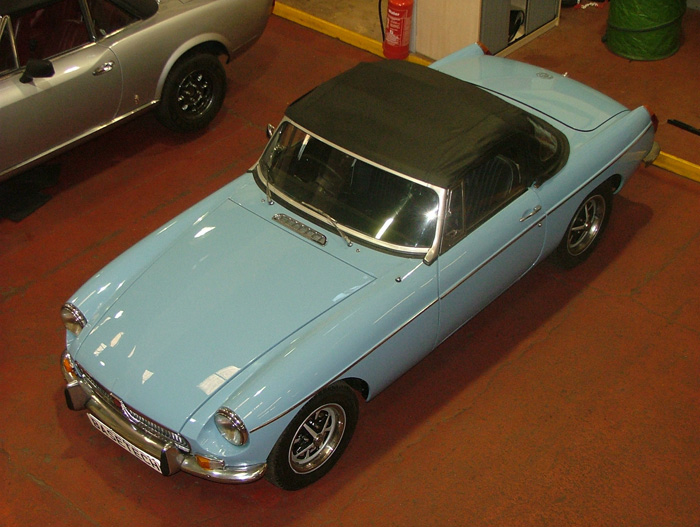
left=554, top=182, right=613, bottom=268
left=156, top=52, right=226, bottom=133
left=266, top=382, right=359, bottom=490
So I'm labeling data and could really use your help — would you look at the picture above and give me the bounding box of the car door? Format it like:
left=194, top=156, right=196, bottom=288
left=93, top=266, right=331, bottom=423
left=436, top=153, right=546, bottom=343
left=0, top=0, right=121, bottom=177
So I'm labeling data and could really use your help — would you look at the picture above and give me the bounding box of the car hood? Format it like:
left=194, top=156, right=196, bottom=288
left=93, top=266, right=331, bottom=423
left=74, top=198, right=374, bottom=430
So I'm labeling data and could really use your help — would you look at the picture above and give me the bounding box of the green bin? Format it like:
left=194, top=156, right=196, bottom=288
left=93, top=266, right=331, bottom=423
left=605, top=0, right=686, bottom=60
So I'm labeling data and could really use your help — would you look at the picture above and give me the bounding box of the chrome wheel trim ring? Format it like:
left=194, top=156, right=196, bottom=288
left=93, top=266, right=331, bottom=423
left=567, top=194, right=606, bottom=256
left=176, top=70, right=214, bottom=115
left=288, top=403, right=346, bottom=474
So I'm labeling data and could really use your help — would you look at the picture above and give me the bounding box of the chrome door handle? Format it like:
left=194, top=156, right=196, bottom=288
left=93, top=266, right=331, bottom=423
left=93, top=61, right=114, bottom=76
left=520, top=205, right=542, bottom=222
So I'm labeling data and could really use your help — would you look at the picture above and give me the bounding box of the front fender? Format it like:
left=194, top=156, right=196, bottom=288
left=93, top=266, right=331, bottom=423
left=182, top=258, right=439, bottom=465
left=154, top=34, right=231, bottom=97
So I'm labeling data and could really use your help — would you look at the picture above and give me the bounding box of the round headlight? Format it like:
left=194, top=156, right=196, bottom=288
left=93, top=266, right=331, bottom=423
left=61, top=303, right=87, bottom=336
left=214, top=407, right=249, bottom=446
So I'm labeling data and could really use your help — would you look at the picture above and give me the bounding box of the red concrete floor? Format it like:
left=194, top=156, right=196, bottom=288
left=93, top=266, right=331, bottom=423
left=1, top=6, right=699, bottom=527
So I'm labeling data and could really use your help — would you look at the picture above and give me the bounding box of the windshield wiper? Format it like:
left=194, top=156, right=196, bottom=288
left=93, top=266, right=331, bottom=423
left=260, top=144, right=287, bottom=205
left=302, top=201, right=353, bottom=247
left=256, top=162, right=274, bottom=205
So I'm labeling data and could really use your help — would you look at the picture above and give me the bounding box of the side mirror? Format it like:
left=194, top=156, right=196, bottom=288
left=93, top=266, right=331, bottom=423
left=19, top=58, right=55, bottom=84
left=266, top=124, right=276, bottom=138
left=423, top=246, right=438, bottom=266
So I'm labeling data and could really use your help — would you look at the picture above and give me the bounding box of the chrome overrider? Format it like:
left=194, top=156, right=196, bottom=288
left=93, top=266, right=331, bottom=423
left=61, top=350, right=267, bottom=483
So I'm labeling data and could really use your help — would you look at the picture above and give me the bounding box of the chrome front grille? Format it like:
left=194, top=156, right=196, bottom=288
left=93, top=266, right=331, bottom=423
left=74, top=362, right=191, bottom=453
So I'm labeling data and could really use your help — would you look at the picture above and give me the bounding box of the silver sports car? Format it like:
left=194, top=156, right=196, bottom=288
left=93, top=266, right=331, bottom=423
left=0, top=0, right=274, bottom=182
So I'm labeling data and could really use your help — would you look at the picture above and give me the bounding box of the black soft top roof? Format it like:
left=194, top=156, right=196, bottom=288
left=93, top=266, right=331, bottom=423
left=4, top=0, right=157, bottom=18
left=285, top=60, right=529, bottom=189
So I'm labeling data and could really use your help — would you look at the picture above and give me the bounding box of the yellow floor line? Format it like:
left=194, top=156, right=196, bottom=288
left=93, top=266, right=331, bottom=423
left=273, top=3, right=431, bottom=66
left=274, top=4, right=698, bottom=184
left=654, top=151, right=700, bottom=183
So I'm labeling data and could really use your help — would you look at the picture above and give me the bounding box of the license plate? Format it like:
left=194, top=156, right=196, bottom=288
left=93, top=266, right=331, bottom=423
left=87, top=413, right=163, bottom=474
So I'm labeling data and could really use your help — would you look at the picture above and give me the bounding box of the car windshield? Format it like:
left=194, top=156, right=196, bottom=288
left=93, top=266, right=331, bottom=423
left=258, top=121, right=440, bottom=250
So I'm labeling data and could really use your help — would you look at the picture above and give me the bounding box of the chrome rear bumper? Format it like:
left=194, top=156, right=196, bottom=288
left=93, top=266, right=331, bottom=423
left=62, top=351, right=266, bottom=484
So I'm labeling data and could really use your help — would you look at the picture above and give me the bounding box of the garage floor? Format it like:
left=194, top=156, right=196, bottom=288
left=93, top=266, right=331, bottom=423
left=1, top=4, right=699, bottom=526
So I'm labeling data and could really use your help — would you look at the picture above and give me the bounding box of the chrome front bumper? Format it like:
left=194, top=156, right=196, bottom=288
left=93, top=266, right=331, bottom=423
left=62, top=351, right=266, bottom=484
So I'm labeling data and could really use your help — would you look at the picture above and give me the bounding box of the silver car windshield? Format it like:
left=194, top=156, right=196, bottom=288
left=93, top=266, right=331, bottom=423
left=259, top=121, right=440, bottom=250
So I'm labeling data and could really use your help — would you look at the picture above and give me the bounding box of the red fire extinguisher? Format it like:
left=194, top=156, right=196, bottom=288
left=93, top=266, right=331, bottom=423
left=383, top=0, right=413, bottom=60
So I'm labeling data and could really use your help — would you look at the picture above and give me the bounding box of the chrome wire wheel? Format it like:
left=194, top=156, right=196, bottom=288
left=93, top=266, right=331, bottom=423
left=176, top=70, right=214, bottom=116
left=289, top=403, right=346, bottom=474
left=566, top=194, right=606, bottom=256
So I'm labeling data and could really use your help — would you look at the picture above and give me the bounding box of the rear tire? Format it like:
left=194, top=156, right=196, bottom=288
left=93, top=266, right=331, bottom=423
left=266, top=383, right=358, bottom=490
left=554, top=182, right=613, bottom=268
left=156, top=53, right=226, bottom=133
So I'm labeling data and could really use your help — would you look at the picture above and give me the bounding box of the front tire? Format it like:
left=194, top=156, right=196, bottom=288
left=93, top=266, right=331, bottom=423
left=554, top=182, right=613, bottom=268
left=266, top=383, right=359, bottom=490
left=156, top=53, right=226, bottom=133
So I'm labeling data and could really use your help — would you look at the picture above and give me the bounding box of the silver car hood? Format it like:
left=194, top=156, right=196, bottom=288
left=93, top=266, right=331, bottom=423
left=74, top=198, right=374, bottom=430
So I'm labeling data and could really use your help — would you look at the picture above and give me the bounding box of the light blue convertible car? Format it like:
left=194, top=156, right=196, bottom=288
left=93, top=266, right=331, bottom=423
left=60, top=43, right=657, bottom=490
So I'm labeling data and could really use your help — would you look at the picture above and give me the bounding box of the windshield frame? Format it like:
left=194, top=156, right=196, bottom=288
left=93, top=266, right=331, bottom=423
left=255, top=118, right=446, bottom=259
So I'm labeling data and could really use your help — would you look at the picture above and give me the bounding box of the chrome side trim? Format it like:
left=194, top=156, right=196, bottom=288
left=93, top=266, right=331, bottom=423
left=333, top=297, right=440, bottom=382
left=541, top=120, right=655, bottom=221
left=440, top=218, right=543, bottom=301
left=249, top=296, right=439, bottom=433
left=439, top=119, right=655, bottom=302
left=1, top=101, right=158, bottom=181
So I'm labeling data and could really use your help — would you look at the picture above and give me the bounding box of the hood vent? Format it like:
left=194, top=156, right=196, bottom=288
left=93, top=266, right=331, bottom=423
left=273, top=213, right=327, bottom=246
